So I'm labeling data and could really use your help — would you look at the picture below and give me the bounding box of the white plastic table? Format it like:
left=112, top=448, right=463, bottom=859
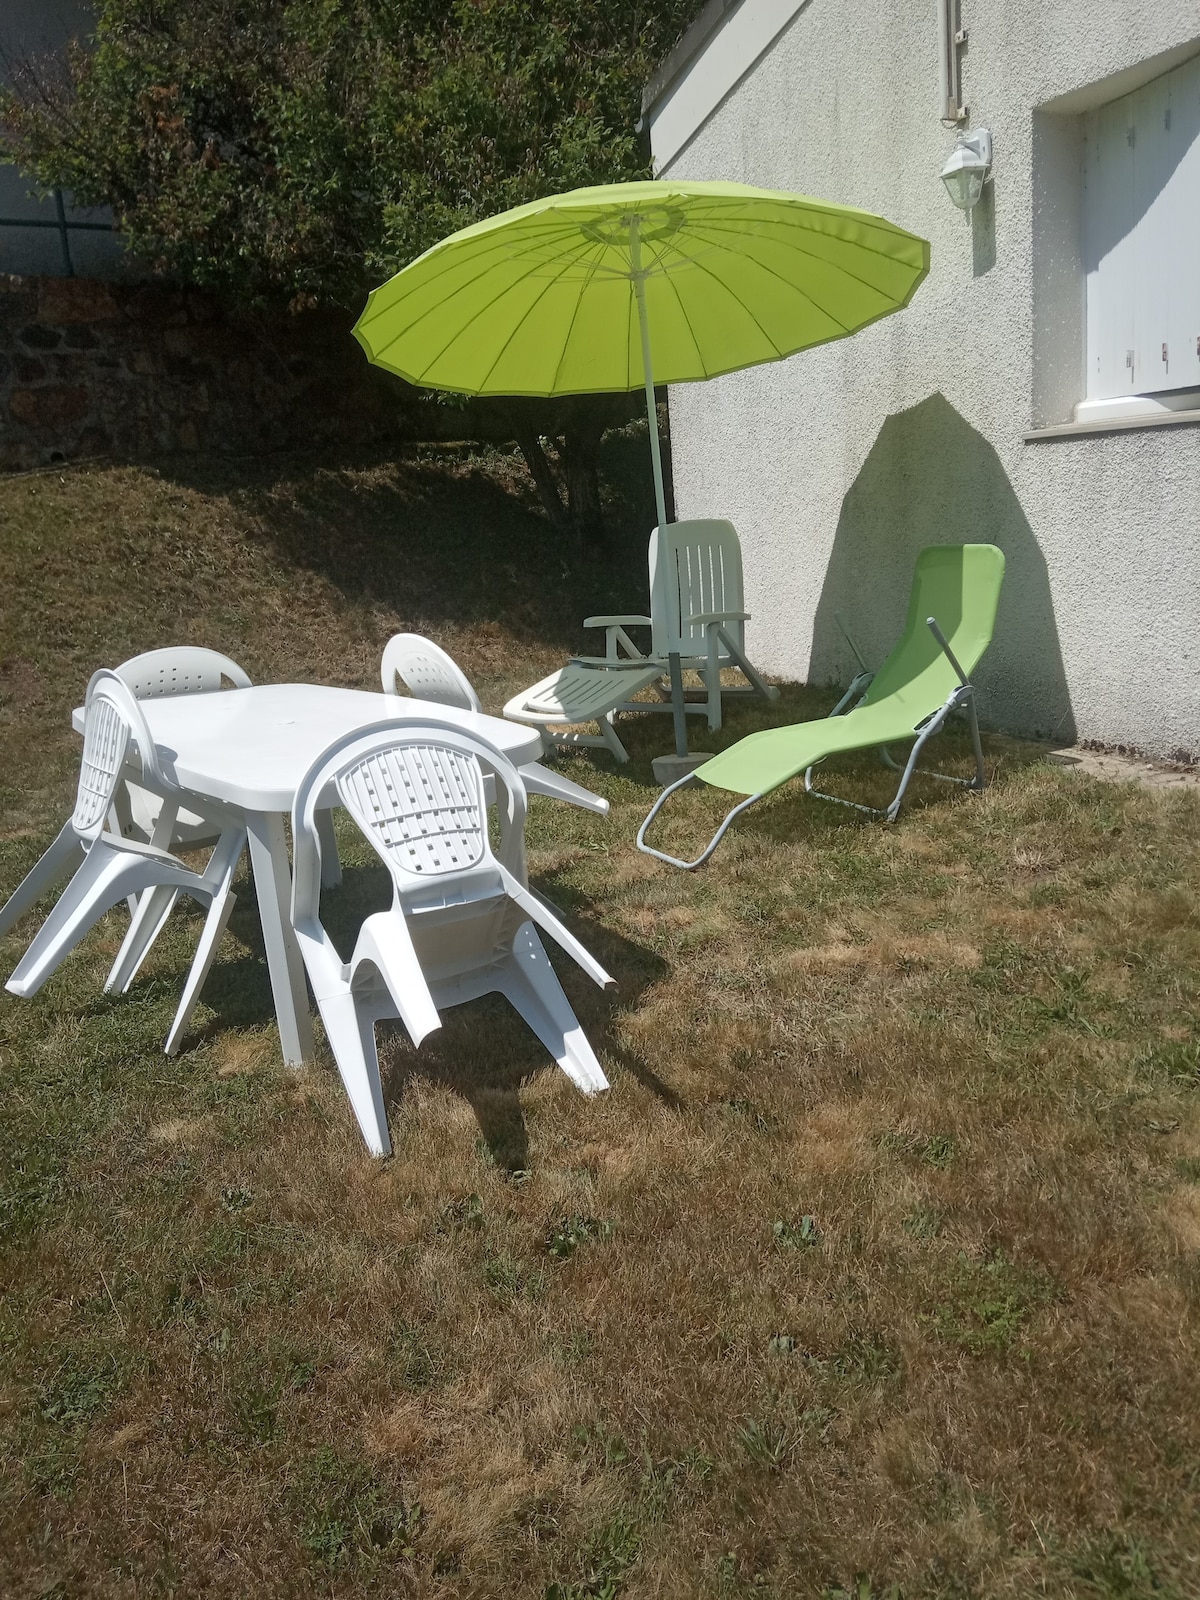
left=73, top=684, right=543, bottom=1066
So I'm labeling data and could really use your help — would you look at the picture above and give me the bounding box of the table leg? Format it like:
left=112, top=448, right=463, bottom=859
left=246, top=810, right=315, bottom=1066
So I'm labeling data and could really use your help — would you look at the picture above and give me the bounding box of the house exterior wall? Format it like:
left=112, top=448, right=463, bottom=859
left=648, top=0, right=1200, bottom=757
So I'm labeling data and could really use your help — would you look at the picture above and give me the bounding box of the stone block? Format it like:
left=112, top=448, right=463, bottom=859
left=15, top=357, right=46, bottom=383
left=9, top=385, right=89, bottom=427
left=38, top=278, right=119, bottom=324
left=63, top=325, right=100, bottom=350
left=18, top=324, right=62, bottom=351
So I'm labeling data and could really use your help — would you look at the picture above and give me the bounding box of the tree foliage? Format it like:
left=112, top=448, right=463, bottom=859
left=2, top=1, right=697, bottom=307
left=2, top=0, right=698, bottom=535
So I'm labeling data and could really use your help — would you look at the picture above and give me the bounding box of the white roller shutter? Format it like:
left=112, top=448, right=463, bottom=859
left=1083, top=51, right=1200, bottom=401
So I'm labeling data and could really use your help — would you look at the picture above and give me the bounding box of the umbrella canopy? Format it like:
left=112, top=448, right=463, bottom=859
left=354, top=179, right=928, bottom=396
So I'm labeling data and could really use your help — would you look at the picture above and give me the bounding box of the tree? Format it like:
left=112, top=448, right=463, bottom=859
left=1, top=0, right=699, bottom=538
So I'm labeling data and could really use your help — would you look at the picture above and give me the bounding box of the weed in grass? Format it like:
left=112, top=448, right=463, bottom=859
left=0, top=1144, right=61, bottom=1243
left=902, top=1207, right=944, bottom=1239
left=546, top=1511, right=640, bottom=1600
left=823, top=1580, right=904, bottom=1600
left=23, top=1440, right=81, bottom=1501
left=879, top=1130, right=957, bottom=1167
left=37, top=1358, right=119, bottom=1429
left=294, top=1447, right=423, bottom=1570
left=549, top=1328, right=596, bottom=1366
left=736, top=1416, right=800, bottom=1472
left=1069, top=1531, right=1178, bottom=1598
left=1175, top=1158, right=1200, bottom=1183
left=829, top=1333, right=901, bottom=1385
left=443, top=1190, right=485, bottom=1232
left=772, top=1214, right=820, bottom=1249
left=389, top=1324, right=442, bottom=1389
left=571, top=1423, right=629, bottom=1468
left=1137, top=1039, right=1200, bottom=1088
left=929, top=1252, right=1057, bottom=1356
left=545, top=1214, right=615, bottom=1259
left=767, top=1333, right=798, bottom=1356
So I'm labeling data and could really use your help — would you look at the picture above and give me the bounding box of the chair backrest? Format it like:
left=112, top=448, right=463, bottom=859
left=292, top=720, right=525, bottom=926
left=73, top=669, right=168, bottom=841
left=648, top=520, right=747, bottom=659
left=862, top=544, right=1006, bottom=717
left=114, top=646, right=252, bottom=699
left=380, top=633, right=481, bottom=713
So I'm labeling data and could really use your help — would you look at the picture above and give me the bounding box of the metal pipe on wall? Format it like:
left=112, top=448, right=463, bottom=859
left=938, top=0, right=965, bottom=123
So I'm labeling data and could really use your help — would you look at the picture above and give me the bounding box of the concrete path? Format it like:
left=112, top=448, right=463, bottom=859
left=1047, top=744, right=1200, bottom=791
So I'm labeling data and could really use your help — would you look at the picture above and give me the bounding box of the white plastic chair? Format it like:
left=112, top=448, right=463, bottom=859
left=105, top=646, right=273, bottom=995
left=112, top=646, right=251, bottom=845
left=505, top=520, right=778, bottom=760
left=381, top=632, right=482, bottom=711
left=581, top=520, right=779, bottom=732
left=291, top=719, right=614, bottom=1156
left=2, top=670, right=246, bottom=1055
left=380, top=631, right=610, bottom=819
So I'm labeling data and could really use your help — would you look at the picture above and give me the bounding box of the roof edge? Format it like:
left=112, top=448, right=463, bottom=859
left=640, top=0, right=746, bottom=122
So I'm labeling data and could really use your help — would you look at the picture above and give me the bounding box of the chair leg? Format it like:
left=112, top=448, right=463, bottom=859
left=5, top=846, right=184, bottom=998
left=706, top=628, right=722, bottom=732
left=316, top=809, right=342, bottom=888
left=164, top=889, right=237, bottom=1056
left=314, top=989, right=392, bottom=1157
left=597, top=714, right=630, bottom=762
left=495, top=922, right=609, bottom=1095
left=0, top=822, right=84, bottom=938
left=105, top=885, right=180, bottom=994
left=719, top=627, right=780, bottom=704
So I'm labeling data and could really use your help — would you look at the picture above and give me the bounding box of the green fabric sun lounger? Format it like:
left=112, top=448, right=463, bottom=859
left=637, top=544, right=1005, bottom=868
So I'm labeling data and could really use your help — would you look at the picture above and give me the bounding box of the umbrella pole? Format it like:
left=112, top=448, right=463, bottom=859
left=631, top=221, right=688, bottom=758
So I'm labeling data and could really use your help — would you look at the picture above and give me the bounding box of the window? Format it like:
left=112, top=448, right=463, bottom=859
left=1080, top=52, right=1200, bottom=418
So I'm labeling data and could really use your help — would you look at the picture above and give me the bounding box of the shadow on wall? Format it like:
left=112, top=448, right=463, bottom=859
left=810, top=393, right=1075, bottom=742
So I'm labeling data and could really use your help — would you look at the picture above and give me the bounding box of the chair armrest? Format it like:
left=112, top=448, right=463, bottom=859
left=583, top=614, right=652, bottom=629
left=686, top=610, right=750, bottom=626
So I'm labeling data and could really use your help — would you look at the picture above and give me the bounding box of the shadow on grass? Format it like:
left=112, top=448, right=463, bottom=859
left=153, top=430, right=660, bottom=663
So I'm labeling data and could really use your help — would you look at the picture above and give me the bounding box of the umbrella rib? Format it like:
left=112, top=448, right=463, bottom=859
left=359, top=218, right=595, bottom=328
left=473, top=237, right=616, bottom=393
left=369, top=231, right=622, bottom=374
left=548, top=242, right=623, bottom=394
left=654, top=246, right=710, bottom=379
left=671, top=210, right=927, bottom=274
left=665, top=222, right=895, bottom=329
left=663, top=236, right=813, bottom=356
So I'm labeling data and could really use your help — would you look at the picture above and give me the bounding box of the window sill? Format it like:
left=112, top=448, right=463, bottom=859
left=1024, top=410, right=1200, bottom=442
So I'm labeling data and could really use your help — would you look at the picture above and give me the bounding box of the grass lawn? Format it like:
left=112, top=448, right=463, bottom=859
left=2, top=445, right=1200, bottom=1599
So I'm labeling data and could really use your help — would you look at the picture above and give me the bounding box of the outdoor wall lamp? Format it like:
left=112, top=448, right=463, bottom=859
left=940, top=128, right=992, bottom=209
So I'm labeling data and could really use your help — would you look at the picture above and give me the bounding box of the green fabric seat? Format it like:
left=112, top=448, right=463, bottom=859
left=638, top=544, right=1006, bottom=868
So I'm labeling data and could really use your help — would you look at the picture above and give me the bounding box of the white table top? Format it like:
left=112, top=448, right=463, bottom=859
left=72, top=683, right=544, bottom=812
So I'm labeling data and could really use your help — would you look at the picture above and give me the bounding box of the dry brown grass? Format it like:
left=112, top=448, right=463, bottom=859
left=2, top=447, right=1200, bottom=1598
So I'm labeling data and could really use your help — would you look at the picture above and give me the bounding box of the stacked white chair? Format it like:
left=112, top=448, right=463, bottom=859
left=380, top=631, right=610, bottom=819
left=2, top=669, right=246, bottom=1054
left=291, top=719, right=614, bottom=1156
left=104, top=646, right=257, bottom=994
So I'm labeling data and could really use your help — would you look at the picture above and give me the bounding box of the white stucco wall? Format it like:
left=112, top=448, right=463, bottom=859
left=650, top=0, right=1200, bottom=756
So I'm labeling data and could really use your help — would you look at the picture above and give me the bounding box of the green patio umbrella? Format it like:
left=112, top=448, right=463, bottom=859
left=353, top=179, right=930, bottom=530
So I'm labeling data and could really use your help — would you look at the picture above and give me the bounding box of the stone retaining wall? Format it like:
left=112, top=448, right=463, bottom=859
left=0, top=274, right=425, bottom=472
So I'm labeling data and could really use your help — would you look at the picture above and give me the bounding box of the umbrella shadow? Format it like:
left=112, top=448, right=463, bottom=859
left=811, top=393, right=1075, bottom=743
